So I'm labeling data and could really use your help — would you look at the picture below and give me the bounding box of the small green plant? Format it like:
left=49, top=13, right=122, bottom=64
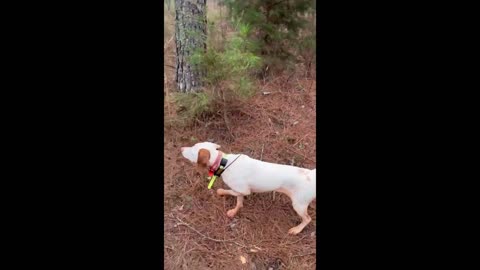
left=173, top=91, right=212, bottom=121
left=223, top=0, right=315, bottom=74
left=173, top=23, right=262, bottom=125
left=191, top=23, right=262, bottom=98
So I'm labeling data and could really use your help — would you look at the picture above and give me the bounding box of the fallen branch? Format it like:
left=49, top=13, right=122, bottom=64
left=174, top=216, right=248, bottom=248
left=292, top=133, right=310, bottom=147
left=282, top=234, right=309, bottom=246
left=292, top=252, right=316, bottom=258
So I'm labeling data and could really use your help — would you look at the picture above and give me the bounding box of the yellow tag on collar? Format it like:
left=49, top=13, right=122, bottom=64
left=207, top=175, right=218, bottom=189
left=207, top=154, right=228, bottom=189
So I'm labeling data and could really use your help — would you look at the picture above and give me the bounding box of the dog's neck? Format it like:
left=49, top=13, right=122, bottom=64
left=208, top=150, right=224, bottom=171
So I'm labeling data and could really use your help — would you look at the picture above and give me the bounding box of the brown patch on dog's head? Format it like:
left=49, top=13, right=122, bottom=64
left=197, top=148, right=211, bottom=169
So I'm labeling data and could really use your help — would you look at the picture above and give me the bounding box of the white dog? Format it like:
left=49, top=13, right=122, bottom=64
left=181, top=142, right=316, bottom=235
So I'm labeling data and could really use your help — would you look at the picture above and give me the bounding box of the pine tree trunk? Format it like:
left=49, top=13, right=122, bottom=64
left=175, top=0, right=207, bottom=92
left=166, top=0, right=171, bottom=12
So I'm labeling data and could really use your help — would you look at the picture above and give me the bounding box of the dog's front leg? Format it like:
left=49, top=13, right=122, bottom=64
left=216, top=188, right=244, bottom=217
left=227, top=195, right=243, bottom=217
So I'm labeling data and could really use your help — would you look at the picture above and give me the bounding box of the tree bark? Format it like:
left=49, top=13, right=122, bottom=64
left=175, top=0, right=207, bottom=92
left=166, top=0, right=171, bottom=12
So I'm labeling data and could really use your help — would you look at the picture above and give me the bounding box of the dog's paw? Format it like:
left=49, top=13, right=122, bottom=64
left=288, top=226, right=302, bottom=235
left=226, top=209, right=237, bottom=218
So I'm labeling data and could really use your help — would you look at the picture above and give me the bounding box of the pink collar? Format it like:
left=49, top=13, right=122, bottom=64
left=209, top=151, right=223, bottom=172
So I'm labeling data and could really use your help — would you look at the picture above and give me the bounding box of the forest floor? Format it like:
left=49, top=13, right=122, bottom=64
left=164, top=4, right=317, bottom=270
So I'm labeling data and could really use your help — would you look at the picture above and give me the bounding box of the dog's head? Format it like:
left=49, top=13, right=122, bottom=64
left=180, top=142, right=221, bottom=168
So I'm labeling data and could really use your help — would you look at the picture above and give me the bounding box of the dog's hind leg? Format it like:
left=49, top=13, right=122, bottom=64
left=288, top=200, right=312, bottom=235
left=216, top=189, right=245, bottom=218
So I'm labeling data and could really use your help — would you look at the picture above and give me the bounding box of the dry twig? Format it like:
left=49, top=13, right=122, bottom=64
left=292, top=252, right=316, bottom=258
left=174, top=216, right=248, bottom=249
left=282, top=234, right=309, bottom=246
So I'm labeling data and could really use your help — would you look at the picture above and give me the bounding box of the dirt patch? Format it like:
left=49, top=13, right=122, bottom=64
left=164, top=72, right=316, bottom=269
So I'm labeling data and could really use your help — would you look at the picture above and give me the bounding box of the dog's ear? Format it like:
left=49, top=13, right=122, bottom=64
left=197, top=148, right=210, bottom=168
